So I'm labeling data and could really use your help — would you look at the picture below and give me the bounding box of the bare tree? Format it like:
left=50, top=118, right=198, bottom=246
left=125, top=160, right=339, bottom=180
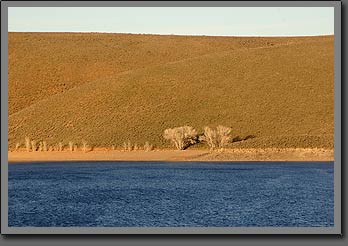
left=203, top=127, right=218, bottom=150
left=217, top=125, right=231, bottom=148
left=203, top=125, right=232, bottom=150
left=163, top=126, right=198, bottom=150
left=25, top=137, right=31, bottom=152
left=31, top=140, right=37, bottom=152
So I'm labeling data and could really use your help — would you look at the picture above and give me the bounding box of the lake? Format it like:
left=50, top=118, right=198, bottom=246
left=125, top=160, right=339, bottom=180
left=8, top=161, right=334, bottom=227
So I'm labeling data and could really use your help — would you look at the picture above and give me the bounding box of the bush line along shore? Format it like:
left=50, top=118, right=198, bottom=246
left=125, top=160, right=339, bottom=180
left=8, top=125, right=333, bottom=162
left=9, top=125, right=276, bottom=153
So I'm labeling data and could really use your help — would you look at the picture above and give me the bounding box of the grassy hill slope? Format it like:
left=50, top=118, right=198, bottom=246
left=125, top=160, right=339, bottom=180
left=9, top=32, right=302, bottom=115
left=8, top=33, right=334, bottom=149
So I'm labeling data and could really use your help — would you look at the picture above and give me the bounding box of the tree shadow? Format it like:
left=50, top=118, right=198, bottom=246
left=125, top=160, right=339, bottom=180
left=232, top=135, right=256, bottom=143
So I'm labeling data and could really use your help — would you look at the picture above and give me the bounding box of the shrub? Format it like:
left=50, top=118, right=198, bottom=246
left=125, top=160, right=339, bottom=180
left=122, top=140, right=133, bottom=151
left=43, top=141, right=48, bottom=152
left=144, top=141, right=154, bottom=152
left=127, top=140, right=133, bottom=151
left=123, top=142, right=128, bottom=151
left=133, top=143, right=139, bottom=151
left=69, top=141, right=74, bottom=152
left=163, top=126, right=198, bottom=150
left=31, top=140, right=37, bottom=152
left=38, top=141, right=43, bottom=152
left=15, top=143, right=20, bottom=152
left=25, top=137, right=31, bottom=152
left=82, top=140, right=88, bottom=152
left=203, top=125, right=232, bottom=150
left=58, top=142, right=64, bottom=152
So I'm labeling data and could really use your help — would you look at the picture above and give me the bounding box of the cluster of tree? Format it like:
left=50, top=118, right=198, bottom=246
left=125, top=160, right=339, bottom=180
left=15, top=126, right=246, bottom=152
left=163, top=125, right=233, bottom=150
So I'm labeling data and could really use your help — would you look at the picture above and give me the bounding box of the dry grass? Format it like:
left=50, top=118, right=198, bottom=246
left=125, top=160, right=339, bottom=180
left=8, top=33, right=334, bottom=149
left=9, top=32, right=303, bottom=115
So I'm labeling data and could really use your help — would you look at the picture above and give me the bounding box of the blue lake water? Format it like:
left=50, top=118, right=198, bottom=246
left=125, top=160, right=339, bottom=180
left=8, top=161, right=334, bottom=227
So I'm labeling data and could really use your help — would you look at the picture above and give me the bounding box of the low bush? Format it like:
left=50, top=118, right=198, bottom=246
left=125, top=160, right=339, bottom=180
left=144, top=141, right=154, bottom=152
left=58, top=142, right=64, bottom=152
left=25, top=137, right=31, bottom=152
left=82, top=140, right=88, bottom=152
left=43, top=141, right=48, bottom=151
left=69, top=141, right=74, bottom=152
left=38, top=141, right=43, bottom=152
left=31, top=140, right=37, bottom=152
left=15, top=143, right=20, bottom=152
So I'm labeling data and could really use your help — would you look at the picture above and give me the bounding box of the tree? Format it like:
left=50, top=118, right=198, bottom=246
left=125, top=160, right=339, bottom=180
left=203, top=125, right=232, bottom=150
left=163, top=126, right=198, bottom=150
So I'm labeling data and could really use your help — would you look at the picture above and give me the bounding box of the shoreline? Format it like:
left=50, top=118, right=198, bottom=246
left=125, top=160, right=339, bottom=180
left=8, top=148, right=334, bottom=163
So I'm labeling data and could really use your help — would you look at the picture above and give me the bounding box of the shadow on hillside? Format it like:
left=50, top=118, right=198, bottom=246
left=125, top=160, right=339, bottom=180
left=185, top=134, right=256, bottom=150
left=232, top=135, right=256, bottom=143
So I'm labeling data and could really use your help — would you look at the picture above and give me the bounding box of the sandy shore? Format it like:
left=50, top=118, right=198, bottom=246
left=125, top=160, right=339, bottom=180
left=8, top=148, right=334, bottom=163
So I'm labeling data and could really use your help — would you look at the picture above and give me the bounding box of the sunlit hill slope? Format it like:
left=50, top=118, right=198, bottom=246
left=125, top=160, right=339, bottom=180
left=8, top=33, right=334, bottom=149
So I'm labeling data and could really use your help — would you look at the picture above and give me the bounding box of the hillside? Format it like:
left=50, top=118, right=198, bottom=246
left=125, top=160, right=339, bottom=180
left=8, top=33, right=334, bottom=149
